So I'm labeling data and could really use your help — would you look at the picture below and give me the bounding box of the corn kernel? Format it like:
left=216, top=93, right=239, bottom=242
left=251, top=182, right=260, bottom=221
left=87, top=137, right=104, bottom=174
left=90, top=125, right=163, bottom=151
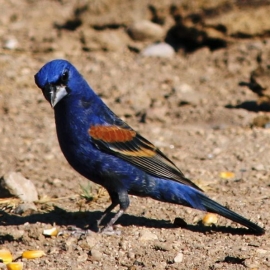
left=202, top=213, right=218, bottom=226
left=0, top=248, right=12, bottom=264
left=22, top=250, right=45, bottom=259
left=43, top=227, right=58, bottom=237
left=6, top=262, right=23, bottom=270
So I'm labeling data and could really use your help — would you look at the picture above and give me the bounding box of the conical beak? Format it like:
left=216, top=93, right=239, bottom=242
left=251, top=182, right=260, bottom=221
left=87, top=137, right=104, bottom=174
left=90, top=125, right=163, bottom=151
left=43, top=83, right=68, bottom=108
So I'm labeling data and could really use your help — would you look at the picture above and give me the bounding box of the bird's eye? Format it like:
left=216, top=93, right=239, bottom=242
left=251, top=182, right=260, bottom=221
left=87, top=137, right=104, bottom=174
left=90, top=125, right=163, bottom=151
left=60, top=70, right=69, bottom=84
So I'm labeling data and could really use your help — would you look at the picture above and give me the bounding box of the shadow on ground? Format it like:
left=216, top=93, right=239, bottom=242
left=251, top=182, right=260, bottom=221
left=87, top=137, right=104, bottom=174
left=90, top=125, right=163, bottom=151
left=0, top=207, right=256, bottom=240
left=226, top=101, right=270, bottom=112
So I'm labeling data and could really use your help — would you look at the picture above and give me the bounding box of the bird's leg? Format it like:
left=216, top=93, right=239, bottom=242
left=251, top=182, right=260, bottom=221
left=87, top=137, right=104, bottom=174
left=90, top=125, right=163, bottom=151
left=97, top=191, right=119, bottom=226
left=97, top=201, right=118, bottom=226
left=100, top=191, right=129, bottom=234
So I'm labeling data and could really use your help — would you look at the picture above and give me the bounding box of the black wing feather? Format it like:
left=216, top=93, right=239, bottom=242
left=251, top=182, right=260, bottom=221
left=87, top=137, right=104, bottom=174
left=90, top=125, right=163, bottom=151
left=91, top=129, right=202, bottom=191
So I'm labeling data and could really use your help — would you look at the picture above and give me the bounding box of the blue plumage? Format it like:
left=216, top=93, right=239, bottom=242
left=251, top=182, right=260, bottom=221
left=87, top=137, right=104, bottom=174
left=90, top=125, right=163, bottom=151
left=35, top=59, right=264, bottom=234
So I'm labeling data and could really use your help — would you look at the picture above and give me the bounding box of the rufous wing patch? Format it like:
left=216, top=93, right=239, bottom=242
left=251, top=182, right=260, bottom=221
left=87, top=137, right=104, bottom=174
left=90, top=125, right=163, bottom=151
left=89, top=125, right=136, bottom=143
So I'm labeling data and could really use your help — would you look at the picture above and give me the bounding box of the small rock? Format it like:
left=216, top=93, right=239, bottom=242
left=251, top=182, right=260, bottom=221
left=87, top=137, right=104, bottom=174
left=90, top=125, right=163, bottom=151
left=65, top=236, right=78, bottom=247
left=256, top=248, right=268, bottom=254
left=14, top=202, right=37, bottom=214
left=91, top=249, right=103, bottom=261
left=128, top=252, right=135, bottom=259
left=252, top=115, right=270, bottom=128
left=52, top=178, right=62, bottom=187
left=174, top=83, right=201, bottom=105
left=141, top=42, right=175, bottom=58
left=64, top=236, right=77, bottom=252
left=77, top=252, right=88, bottom=262
left=245, top=258, right=260, bottom=268
left=212, top=148, right=222, bottom=156
left=175, top=83, right=194, bottom=94
left=11, top=230, right=25, bottom=240
left=0, top=172, right=38, bottom=203
left=128, top=20, right=164, bottom=41
left=48, top=246, right=59, bottom=255
left=139, top=230, right=158, bottom=241
left=252, top=164, right=265, bottom=171
left=174, top=252, right=183, bottom=263
left=78, top=235, right=99, bottom=251
left=86, top=235, right=98, bottom=249
left=119, top=240, right=131, bottom=251
left=4, top=37, right=18, bottom=50
left=153, top=243, right=171, bottom=251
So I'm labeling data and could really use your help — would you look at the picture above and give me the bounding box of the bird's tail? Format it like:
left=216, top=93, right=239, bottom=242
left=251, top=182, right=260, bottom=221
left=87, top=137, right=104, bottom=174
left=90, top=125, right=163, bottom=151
left=197, top=192, right=264, bottom=235
left=152, top=179, right=264, bottom=234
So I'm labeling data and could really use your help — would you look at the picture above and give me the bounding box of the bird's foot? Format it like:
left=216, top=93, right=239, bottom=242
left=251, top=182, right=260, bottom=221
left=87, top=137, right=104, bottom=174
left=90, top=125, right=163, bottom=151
left=58, top=226, right=92, bottom=238
left=99, top=225, right=122, bottom=235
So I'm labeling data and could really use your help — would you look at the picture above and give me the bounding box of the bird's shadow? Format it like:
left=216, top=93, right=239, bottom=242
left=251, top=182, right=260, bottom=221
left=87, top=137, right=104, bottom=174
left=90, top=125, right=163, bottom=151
left=225, top=100, right=270, bottom=112
left=0, top=206, right=257, bottom=241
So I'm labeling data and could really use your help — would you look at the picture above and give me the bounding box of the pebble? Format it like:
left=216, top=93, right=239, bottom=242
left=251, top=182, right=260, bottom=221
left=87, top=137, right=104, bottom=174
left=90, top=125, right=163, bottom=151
left=174, top=252, right=184, bottom=263
left=141, top=42, right=175, bottom=58
left=128, top=252, right=135, bottom=259
left=128, top=20, right=164, bottom=41
left=175, top=83, right=194, bottom=94
left=65, top=236, right=78, bottom=247
left=4, top=37, right=19, bottom=50
left=256, top=248, right=268, bottom=254
left=245, top=258, right=260, bottom=268
left=11, top=230, right=25, bottom=240
left=0, top=172, right=38, bottom=203
left=252, top=164, right=265, bottom=171
left=91, top=249, right=103, bottom=261
left=174, top=83, right=201, bottom=105
left=212, top=147, right=222, bottom=156
left=77, top=252, right=88, bottom=262
left=139, top=230, right=158, bottom=241
left=14, top=202, right=37, bottom=214
left=86, top=235, right=99, bottom=249
left=119, top=240, right=131, bottom=251
left=264, top=122, right=270, bottom=129
left=153, top=243, right=171, bottom=251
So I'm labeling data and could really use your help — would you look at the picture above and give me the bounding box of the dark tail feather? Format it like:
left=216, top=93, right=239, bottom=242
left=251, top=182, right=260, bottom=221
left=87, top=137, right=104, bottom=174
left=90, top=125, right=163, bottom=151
left=198, top=193, right=264, bottom=235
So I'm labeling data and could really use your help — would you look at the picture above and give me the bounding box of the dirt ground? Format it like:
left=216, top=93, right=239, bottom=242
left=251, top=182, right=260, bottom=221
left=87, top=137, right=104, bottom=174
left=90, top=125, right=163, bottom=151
left=0, top=0, right=270, bottom=269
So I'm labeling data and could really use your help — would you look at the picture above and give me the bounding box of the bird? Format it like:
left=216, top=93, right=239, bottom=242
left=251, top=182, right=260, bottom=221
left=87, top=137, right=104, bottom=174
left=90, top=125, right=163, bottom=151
left=34, top=59, right=264, bottom=235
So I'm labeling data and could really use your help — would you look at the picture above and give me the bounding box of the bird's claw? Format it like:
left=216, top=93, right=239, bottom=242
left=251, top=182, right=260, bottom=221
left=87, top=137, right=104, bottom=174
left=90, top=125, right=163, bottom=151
left=58, top=227, right=92, bottom=238
left=99, top=225, right=122, bottom=235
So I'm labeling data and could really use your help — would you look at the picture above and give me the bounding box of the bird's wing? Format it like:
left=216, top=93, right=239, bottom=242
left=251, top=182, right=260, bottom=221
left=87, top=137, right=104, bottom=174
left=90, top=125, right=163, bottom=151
left=89, top=125, right=202, bottom=190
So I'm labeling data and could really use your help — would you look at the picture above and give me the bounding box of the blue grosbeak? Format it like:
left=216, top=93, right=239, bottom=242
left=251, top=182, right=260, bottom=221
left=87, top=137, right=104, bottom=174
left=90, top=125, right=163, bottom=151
left=35, top=59, right=264, bottom=234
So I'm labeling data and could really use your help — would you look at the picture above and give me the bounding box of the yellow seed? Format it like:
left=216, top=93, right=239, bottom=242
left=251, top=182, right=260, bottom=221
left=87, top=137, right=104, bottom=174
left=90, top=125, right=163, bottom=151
left=6, top=262, right=23, bottom=270
left=202, top=213, right=218, bottom=226
left=0, top=248, right=12, bottom=264
left=219, top=171, right=235, bottom=179
left=43, top=227, right=58, bottom=236
left=22, top=250, right=45, bottom=259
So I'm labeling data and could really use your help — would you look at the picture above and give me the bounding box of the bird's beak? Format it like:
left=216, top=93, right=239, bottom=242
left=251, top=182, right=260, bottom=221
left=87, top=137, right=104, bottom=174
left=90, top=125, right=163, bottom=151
left=43, top=83, right=68, bottom=108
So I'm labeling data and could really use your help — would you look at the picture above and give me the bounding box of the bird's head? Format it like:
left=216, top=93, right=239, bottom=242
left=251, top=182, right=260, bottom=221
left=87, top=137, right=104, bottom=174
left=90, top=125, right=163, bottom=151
left=34, top=59, right=85, bottom=108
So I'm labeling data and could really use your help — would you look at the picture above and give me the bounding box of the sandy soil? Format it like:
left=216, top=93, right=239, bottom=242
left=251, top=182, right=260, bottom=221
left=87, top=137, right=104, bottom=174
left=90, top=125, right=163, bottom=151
left=0, top=0, right=270, bottom=269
